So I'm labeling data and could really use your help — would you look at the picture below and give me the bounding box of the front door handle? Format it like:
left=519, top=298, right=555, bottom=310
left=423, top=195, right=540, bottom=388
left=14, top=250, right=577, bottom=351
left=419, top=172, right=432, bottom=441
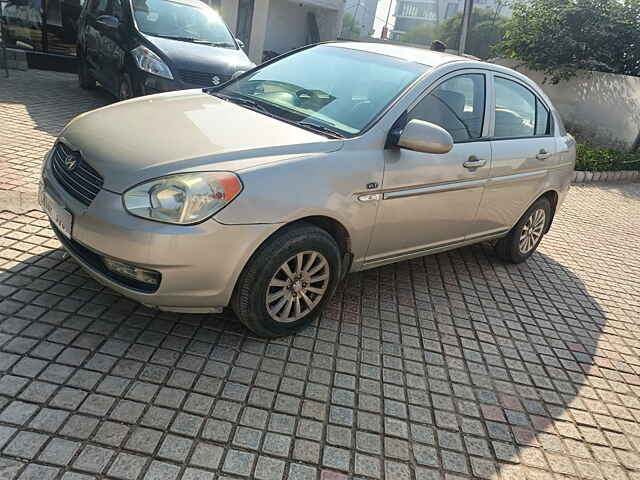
left=463, top=156, right=487, bottom=169
left=536, top=149, right=552, bottom=161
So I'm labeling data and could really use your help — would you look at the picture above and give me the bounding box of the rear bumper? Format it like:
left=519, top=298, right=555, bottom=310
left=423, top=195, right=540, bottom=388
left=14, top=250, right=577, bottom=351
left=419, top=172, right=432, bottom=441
left=42, top=151, right=281, bottom=312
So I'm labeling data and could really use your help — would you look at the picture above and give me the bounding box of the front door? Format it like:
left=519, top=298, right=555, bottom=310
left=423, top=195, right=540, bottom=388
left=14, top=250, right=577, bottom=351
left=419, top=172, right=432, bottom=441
left=366, top=71, right=492, bottom=266
left=83, top=0, right=110, bottom=82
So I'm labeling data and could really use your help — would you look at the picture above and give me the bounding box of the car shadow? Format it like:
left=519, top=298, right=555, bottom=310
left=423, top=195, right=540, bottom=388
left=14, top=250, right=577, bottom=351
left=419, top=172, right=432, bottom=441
left=2, top=206, right=630, bottom=477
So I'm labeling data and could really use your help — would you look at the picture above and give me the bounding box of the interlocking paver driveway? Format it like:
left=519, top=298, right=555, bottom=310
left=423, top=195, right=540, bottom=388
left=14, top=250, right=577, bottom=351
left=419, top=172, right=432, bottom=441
left=2, top=69, right=640, bottom=480
left=0, top=70, right=110, bottom=193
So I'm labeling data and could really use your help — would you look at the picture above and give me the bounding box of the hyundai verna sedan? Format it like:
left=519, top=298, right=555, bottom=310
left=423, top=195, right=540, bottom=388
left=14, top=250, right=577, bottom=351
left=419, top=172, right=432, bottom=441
left=40, top=42, right=575, bottom=337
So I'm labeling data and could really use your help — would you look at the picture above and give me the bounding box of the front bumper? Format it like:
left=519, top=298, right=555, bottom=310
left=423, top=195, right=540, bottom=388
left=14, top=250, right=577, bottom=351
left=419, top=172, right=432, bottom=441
left=41, top=151, right=280, bottom=312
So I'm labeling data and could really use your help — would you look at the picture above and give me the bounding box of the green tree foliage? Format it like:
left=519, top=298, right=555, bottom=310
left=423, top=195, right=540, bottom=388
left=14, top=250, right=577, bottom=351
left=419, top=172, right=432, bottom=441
left=498, top=0, right=640, bottom=83
left=436, top=8, right=508, bottom=60
left=341, top=13, right=362, bottom=39
left=401, top=23, right=437, bottom=46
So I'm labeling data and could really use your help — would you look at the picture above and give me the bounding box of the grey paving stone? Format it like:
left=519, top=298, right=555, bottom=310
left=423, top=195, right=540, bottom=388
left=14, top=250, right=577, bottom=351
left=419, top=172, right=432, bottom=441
left=254, top=456, right=285, bottom=480
left=355, top=453, right=381, bottom=478
left=170, top=412, right=203, bottom=437
left=79, top=394, right=115, bottom=416
left=110, top=400, right=146, bottom=423
left=125, top=427, right=163, bottom=454
left=233, top=427, right=263, bottom=450
left=288, top=464, right=316, bottom=480
left=262, top=432, right=291, bottom=457
left=0, top=426, right=17, bottom=450
left=3, top=431, right=49, bottom=459
left=158, top=434, right=193, bottom=462
left=59, top=415, right=99, bottom=439
left=73, top=445, right=115, bottom=473
left=143, top=461, right=180, bottom=480
left=93, top=421, right=130, bottom=447
left=0, top=401, right=39, bottom=425
left=222, top=449, right=255, bottom=477
left=190, top=443, right=223, bottom=469
left=322, top=446, right=351, bottom=472
left=108, top=453, right=147, bottom=480
left=17, top=464, right=58, bottom=480
left=38, top=438, right=80, bottom=465
left=0, top=458, right=24, bottom=480
left=140, top=407, right=174, bottom=430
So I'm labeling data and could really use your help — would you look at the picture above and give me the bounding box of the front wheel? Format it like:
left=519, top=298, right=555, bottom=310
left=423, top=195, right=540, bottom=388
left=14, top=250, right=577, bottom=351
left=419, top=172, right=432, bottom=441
left=119, top=73, right=134, bottom=101
left=494, top=197, right=551, bottom=263
left=232, top=223, right=342, bottom=337
left=78, top=53, right=95, bottom=90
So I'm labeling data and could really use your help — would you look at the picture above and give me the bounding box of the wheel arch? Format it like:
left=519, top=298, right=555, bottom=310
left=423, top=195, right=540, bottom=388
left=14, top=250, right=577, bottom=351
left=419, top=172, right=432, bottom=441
left=540, top=189, right=559, bottom=233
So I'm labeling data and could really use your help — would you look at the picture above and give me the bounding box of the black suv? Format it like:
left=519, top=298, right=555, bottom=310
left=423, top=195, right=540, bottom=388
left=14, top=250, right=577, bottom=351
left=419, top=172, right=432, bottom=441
left=77, top=0, right=255, bottom=99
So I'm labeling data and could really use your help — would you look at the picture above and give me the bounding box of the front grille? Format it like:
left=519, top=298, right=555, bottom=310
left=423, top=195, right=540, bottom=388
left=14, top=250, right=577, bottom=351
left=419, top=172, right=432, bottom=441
left=51, top=142, right=103, bottom=206
left=179, top=70, right=231, bottom=87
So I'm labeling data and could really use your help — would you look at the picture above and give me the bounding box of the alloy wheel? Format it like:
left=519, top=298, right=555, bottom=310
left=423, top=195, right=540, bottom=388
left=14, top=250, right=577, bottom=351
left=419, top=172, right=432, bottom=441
left=519, top=208, right=545, bottom=254
left=266, top=251, right=330, bottom=323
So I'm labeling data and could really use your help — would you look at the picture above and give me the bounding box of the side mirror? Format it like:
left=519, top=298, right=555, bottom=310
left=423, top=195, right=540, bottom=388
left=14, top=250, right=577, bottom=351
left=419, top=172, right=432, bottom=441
left=397, top=119, right=454, bottom=154
left=96, top=14, right=119, bottom=29
left=236, top=38, right=245, bottom=49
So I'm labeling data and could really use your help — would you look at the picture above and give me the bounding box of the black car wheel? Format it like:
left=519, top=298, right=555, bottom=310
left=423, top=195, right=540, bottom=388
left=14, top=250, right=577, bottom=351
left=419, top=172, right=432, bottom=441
left=232, top=223, right=342, bottom=338
left=78, top=53, right=96, bottom=90
left=119, top=73, right=134, bottom=101
left=494, top=196, right=551, bottom=264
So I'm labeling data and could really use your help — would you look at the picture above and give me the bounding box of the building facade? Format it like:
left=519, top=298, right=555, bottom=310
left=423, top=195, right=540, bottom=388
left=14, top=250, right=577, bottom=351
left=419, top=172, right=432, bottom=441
left=390, top=0, right=509, bottom=40
left=343, top=0, right=378, bottom=37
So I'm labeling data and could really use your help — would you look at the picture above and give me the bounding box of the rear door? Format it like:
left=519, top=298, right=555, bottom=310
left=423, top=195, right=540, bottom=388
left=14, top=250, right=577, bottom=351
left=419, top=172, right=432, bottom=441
left=475, top=73, right=557, bottom=236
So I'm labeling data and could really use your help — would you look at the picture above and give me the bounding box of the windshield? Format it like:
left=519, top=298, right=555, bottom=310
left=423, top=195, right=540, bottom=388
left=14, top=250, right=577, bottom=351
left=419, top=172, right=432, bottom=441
left=132, top=0, right=236, bottom=46
left=218, top=45, right=429, bottom=136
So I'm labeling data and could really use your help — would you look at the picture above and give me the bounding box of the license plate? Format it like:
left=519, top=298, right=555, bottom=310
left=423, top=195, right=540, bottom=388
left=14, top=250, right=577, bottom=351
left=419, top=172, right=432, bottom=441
left=40, top=189, right=73, bottom=239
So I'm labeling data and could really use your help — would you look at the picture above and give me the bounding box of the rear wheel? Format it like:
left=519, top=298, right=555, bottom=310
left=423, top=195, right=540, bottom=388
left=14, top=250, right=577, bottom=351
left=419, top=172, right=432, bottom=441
left=232, top=223, right=342, bottom=337
left=495, top=197, right=551, bottom=263
left=78, top=53, right=95, bottom=90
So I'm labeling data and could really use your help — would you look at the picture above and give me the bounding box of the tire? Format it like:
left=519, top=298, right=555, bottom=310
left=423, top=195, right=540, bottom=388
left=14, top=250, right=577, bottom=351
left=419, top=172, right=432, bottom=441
left=118, top=73, right=134, bottom=101
left=232, top=223, right=342, bottom=337
left=78, top=53, right=95, bottom=90
left=495, top=197, right=551, bottom=264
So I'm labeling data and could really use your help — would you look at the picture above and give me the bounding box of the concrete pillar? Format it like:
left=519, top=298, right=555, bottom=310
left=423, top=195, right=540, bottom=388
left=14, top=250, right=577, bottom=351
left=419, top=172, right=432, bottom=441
left=220, top=0, right=239, bottom=35
left=248, top=0, right=270, bottom=64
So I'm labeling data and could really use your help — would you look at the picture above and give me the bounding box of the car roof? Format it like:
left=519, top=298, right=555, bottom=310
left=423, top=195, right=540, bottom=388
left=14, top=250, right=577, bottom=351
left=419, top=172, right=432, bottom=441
left=328, top=41, right=471, bottom=67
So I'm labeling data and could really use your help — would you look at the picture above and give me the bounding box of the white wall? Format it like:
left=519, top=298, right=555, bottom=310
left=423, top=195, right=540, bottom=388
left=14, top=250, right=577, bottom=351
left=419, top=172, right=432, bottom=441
left=264, top=0, right=342, bottom=54
left=494, top=59, right=640, bottom=151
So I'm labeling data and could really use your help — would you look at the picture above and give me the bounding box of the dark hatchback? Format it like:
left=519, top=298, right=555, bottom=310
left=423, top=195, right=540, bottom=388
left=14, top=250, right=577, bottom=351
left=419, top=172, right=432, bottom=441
left=76, top=0, right=255, bottom=99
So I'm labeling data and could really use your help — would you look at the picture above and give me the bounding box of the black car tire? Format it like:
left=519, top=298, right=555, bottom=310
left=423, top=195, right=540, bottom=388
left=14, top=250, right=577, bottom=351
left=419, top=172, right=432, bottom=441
left=232, top=223, right=342, bottom=338
left=495, top=196, right=551, bottom=264
left=119, top=73, right=134, bottom=101
left=78, top=54, right=96, bottom=90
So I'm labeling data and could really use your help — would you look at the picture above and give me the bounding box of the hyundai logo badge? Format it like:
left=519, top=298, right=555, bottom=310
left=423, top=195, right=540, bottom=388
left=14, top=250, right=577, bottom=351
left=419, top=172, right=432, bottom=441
left=63, top=154, right=77, bottom=171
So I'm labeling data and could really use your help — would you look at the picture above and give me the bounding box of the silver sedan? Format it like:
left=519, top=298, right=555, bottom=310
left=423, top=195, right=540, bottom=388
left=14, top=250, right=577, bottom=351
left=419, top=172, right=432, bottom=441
left=40, top=42, right=575, bottom=337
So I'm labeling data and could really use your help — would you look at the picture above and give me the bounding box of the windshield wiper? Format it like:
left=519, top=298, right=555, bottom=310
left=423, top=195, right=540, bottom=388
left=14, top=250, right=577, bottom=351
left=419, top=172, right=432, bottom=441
left=214, top=93, right=271, bottom=114
left=212, top=42, right=236, bottom=48
left=153, top=34, right=212, bottom=44
left=297, top=121, right=345, bottom=139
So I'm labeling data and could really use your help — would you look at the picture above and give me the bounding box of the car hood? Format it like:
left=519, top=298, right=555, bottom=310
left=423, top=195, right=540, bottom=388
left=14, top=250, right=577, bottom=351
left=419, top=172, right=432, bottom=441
left=144, top=34, right=254, bottom=78
left=60, top=90, right=343, bottom=193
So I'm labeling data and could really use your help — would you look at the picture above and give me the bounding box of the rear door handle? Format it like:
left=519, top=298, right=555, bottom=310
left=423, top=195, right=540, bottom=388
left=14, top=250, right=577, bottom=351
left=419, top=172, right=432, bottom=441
left=536, top=149, right=552, bottom=160
left=463, top=156, right=487, bottom=169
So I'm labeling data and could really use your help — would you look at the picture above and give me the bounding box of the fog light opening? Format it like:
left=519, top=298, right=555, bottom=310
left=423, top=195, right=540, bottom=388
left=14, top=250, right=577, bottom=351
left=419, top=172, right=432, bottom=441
left=103, top=258, right=160, bottom=286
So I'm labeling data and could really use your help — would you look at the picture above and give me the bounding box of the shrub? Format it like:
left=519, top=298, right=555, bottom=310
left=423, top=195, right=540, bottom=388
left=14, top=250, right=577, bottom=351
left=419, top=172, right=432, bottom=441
left=576, top=144, right=640, bottom=171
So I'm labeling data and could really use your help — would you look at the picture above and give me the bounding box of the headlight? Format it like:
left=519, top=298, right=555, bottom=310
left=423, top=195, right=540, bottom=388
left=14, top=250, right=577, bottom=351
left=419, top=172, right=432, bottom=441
left=123, top=172, right=242, bottom=224
left=131, top=45, right=173, bottom=80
